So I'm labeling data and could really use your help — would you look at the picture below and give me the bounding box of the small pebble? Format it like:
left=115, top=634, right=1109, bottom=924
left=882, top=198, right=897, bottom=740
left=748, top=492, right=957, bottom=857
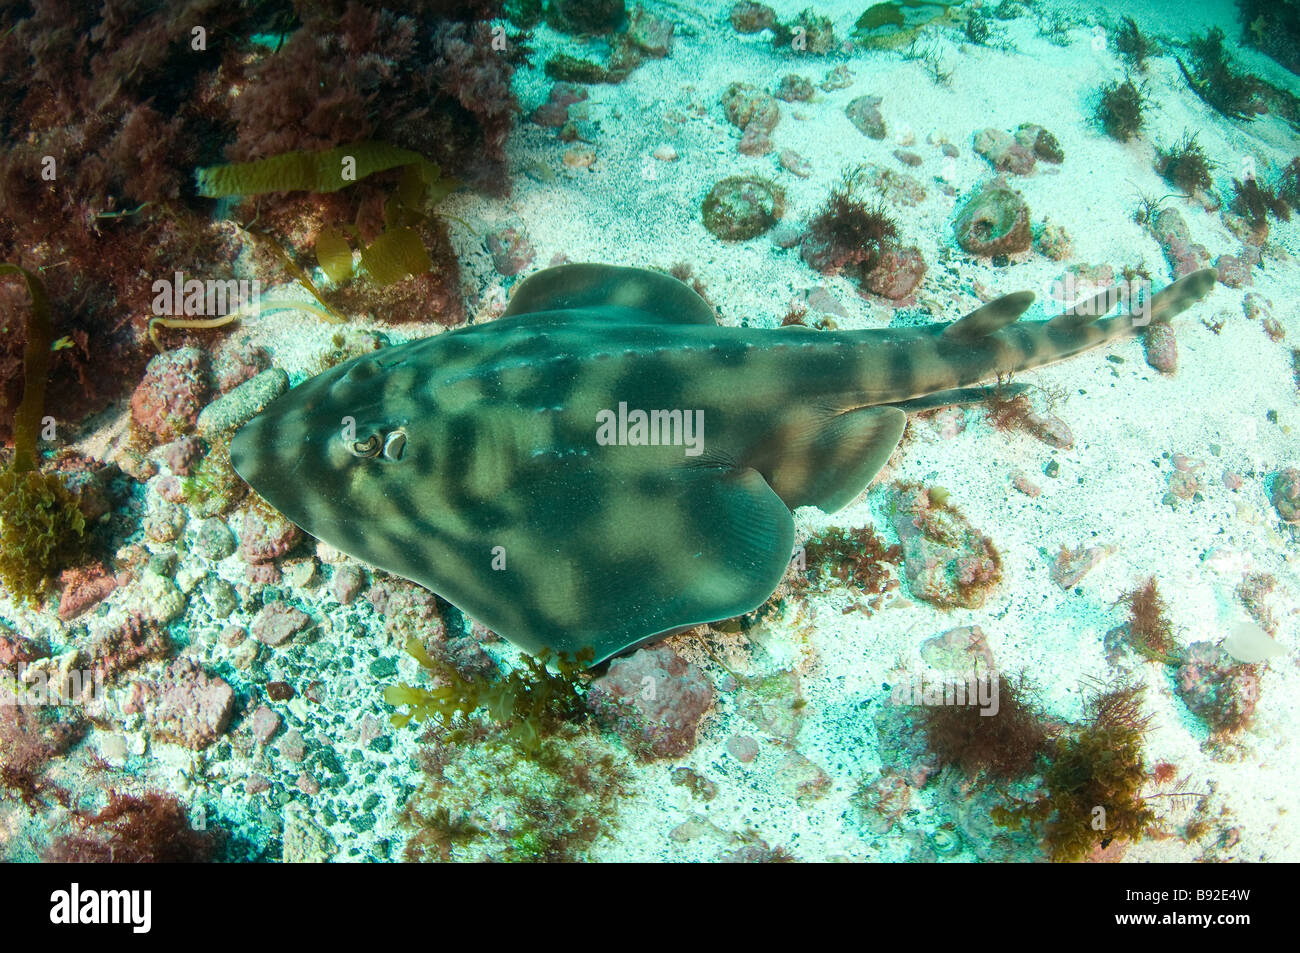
left=563, top=146, right=597, bottom=170
left=1011, top=471, right=1041, bottom=497
left=727, top=734, right=759, bottom=763
left=280, top=729, right=306, bottom=763
left=219, top=625, right=247, bottom=647
left=331, top=564, right=365, bottom=604
left=251, top=705, right=281, bottom=743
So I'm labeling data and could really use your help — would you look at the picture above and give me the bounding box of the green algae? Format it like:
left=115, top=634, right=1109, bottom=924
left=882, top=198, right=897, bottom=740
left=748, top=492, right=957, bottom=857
left=0, top=265, right=87, bottom=604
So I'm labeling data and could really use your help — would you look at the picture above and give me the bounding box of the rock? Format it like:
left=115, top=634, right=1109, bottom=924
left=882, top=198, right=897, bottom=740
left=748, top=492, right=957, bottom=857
left=774, top=73, right=813, bottom=102
left=729, top=0, right=777, bottom=34
left=1049, top=544, right=1115, bottom=589
left=282, top=558, right=317, bottom=590
left=819, top=64, right=855, bottom=91
left=125, top=658, right=235, bottom=750
left=130, top=348, right=210, bottom=442
left=202, top=576, right=238, bottom=618
left=1143, top=324, right=1178, bottom=374
left=1036, top=219, right=1073, bottom=260
left=721, top=82, right=779, bottom=133
left=143, top=497, right=187, bottom=543
left=57, top=564, right=117, bottom=621
left=737, top=669, right=805, bottom=744
left=889, top=484, right=1001, bottom=609
left=532, top=82, right=588, bottom=127
left=1174, top=641, right=1258, bottom=734
left=1011, top=471, right=1041, bottom=496
left=973, top=127, right=1036, bottom=175
left=1152, top=208, right=1211, bottom=277
left=196, top=367, right=288, bottom=440
left=238, top=505, right=301, bottom=564
left=88, top=613, right=170, bottom=683
left=587, top=644, right=714, bottom=758
left=846, top=95, right=886, bottom=139
left=250, top=602, right=312, bottom=647
left=1014, top=123, right=1063, bottom=163
left=331, top=564, right=365, bottom=604
left=160, top=436, right=202, bottom=476
left=863, top=244, right=927, bottom=299
left=194, top=518, right=236, bottom=561
left=726, top=734, right=759, bottom=763
left=737, top=124, right=772, bottom=156
left=701, top=175, right=785, bottom=241
left=1271, top=468, right=1300, bottom=523
left=279, top=728, right=306, bottom=762
left=139, top=569, right=187, bottom=625
left=869, top=165, right=927, bottom=206
left=776, top=750, right=830, bottom=803
left=487, top=225, right=535, bottom=277
left=1022, top=410, right=1073, bottom=449
left=1214, top=253, right=1252, bottom=288
left=213, top=341, right=270, bottom=394
left=219, top=625, right=247, bottom=647
left=920, top=625, right=995, bottom=674
left=779, top=149, right=812, bottom=178
left=282, top=804, right=336, bottom=863
left=805, top=286, right=849, bottom=318
left=893, top=149, right=923, bottom=167
left=562, top=145, right=596, bottom=170
left=627, top=4, right=673, bottom=56
left=250, top=704, right=281, bottom=743
left=954, top=185, right=1031, bottom=255
left=1242, top=292, right=1271, bottom=321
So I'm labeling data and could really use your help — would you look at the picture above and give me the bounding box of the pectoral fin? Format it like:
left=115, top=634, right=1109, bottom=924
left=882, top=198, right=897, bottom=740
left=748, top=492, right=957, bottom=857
left=404, top=462, right=795, bottom=662
left=755, top=406, right=907, bottom=513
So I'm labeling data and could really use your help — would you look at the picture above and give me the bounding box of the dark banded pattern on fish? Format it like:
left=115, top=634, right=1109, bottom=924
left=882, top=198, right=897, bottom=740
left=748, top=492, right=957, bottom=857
left=230, top=264, right=1216, bottom=663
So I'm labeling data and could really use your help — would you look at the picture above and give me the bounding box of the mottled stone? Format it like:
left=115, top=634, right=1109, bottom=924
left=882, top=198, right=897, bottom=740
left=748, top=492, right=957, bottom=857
left=251, top=602, right=311, bottom=647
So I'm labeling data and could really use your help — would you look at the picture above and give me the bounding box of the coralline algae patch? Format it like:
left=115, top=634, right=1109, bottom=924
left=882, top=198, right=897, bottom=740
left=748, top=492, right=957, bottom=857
left=3, top=0, right=1300, bottom=864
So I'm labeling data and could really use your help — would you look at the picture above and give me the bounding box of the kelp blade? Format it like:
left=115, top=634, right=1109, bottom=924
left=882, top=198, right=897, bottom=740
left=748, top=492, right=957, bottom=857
left=196, top=141, right=432, bottom=198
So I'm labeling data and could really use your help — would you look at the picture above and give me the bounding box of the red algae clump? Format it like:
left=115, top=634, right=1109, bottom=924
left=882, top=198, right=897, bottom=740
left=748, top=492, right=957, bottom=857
left=587, top=644, right=714, bottom=758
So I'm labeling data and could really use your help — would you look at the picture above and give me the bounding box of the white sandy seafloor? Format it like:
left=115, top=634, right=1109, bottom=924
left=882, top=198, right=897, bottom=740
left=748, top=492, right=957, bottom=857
left=3, top=0, right=1299, bottom=863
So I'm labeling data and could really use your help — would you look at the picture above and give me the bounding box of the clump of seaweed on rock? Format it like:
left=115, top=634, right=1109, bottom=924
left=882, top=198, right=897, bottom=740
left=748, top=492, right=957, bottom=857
left=1156, top=131, right=1215, bottom=195
left=0, top=266, right=87, bottom=604
left=993, top=680, right=1160, bottom=862
left=384, top=636, right=593, bottom=753
left=1178, top=28, right=1262, bottom=121
left=801, top=524, right=902, bottom=611
left=1112, top=576, right=1183, bottom=665
left=922, top=673, right=1052, bottom=781
left=1096, top=75, right=1150, bottom=141
left=402, top=718, right=630, bottom=862
left=45, top=792, right=219, bottom=862
left=1231, top=176, right=1292, bottom=240
left=1114, top=15, right=1153, bottom=71
left=799, top=167, right=900, bottom=280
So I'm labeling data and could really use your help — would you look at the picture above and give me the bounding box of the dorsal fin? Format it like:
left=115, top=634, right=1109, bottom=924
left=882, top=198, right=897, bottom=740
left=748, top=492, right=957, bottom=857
left=941, top=291, right=1035, bottom=340
left=1047, top=285, right=1124, bottom=329
left=502, top=263, right=718, bottom=325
